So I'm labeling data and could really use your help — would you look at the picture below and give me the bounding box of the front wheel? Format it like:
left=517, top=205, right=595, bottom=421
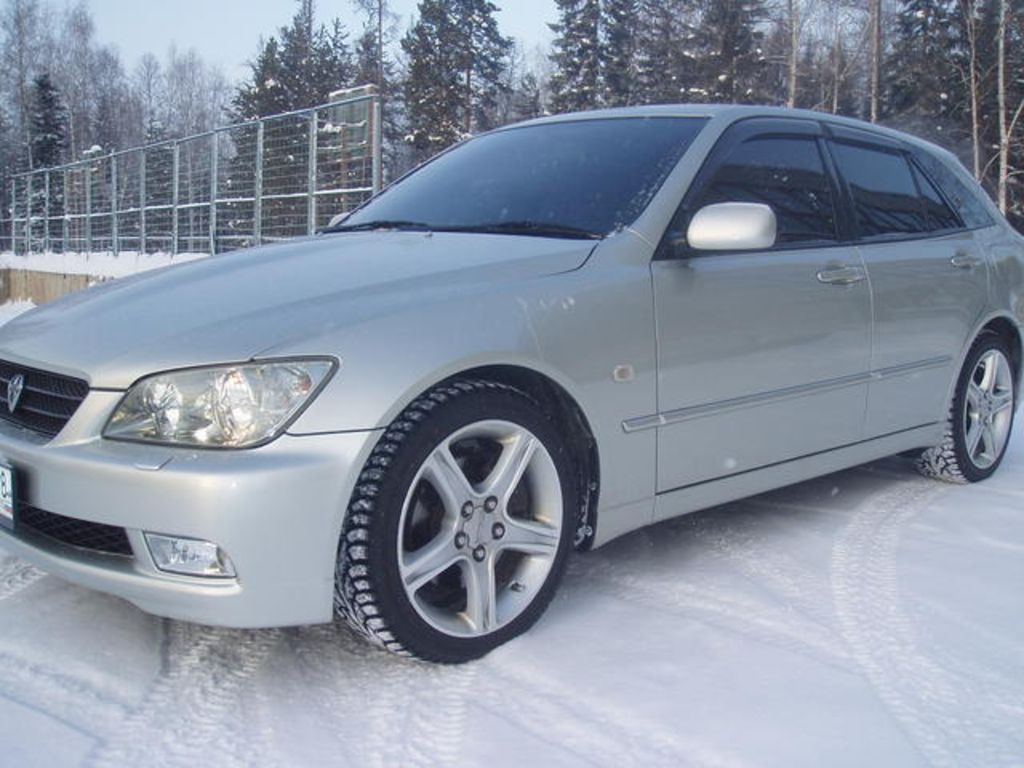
left=917, top=333, right=1017, bottom=483
left=334, top=380, right=576, bottom=662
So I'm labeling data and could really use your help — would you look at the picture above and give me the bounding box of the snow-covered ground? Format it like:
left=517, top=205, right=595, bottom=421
left=0, top=298, right=1022, bottom=767
left=0, top=251, right=207, bottom=279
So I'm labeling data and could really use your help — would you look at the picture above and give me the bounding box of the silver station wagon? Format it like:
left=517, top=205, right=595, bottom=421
left=0, top=106, right=1020, bottom=662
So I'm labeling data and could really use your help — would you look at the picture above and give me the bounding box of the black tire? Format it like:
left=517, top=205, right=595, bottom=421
left=917, top=332, right=1017, bottom=484
left=334, top=379, right=576, bottom=663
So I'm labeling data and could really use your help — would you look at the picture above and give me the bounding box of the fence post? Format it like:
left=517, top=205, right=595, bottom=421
left=9, top=179, right=16, bottom=255
left=254, top=120, right=264, bottom=246
left=25, top=173, right=33, bottom=254
left=307, top=111, right=318, bottom=235
left=84, top=165, right=93, bottom=254
left=209, top=133, right=219, bottom=255
left=111, top=156, right=120, bottom=256
left=43, top=171, right=51, bottom=252
left=372, top=97, right=383, bottom=194
left=171, top=143, right=180, bottom=256
left=62, top=170, right=70, bottom=252
left=139, top=151, right=147, bottom=255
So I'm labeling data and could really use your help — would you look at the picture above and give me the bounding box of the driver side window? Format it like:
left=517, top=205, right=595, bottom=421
left=696, top=136, right=839, bottom=245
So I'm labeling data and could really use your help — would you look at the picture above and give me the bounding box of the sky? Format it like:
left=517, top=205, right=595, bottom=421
left=89, top=0, right=556, bottom=82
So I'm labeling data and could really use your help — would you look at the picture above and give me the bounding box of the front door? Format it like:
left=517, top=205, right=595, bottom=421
left=651, top=119, right=872, bottom=494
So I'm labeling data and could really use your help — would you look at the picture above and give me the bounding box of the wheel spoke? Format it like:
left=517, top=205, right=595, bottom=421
left=463, top=558, right=497, bottom=632
left=992, top=390, right=1014, bottom=414
left=966, top=419, right=985, bottom=457
left=500, top=517, right=560, bottom=557
left=981, top=424, right=999, bottom=459
left=422, top=443, right=477, bottom=512
left=978, top=352, right=997, bottom=392
left=483, top=429, right=537, bottom=502
left=402, top=536, right=462, bottom=593
left=967, top=381, right=984, bottom=412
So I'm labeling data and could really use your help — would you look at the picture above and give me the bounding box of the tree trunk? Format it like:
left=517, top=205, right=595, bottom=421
left=831, top=20, right=841, bottom=114
left=869, top=0, right=882, bottom=122
left=998, top=0, right=1008, bottom=213
left=787, top=0, right=798, bottom=108
left=963, top=0, right=982, bottom=179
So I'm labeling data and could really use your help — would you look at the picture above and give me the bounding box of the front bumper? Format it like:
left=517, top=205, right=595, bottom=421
left=0, top=390, right=380, bottom=628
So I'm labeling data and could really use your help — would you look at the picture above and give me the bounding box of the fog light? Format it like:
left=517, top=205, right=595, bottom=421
left=144, top=533, right=237, bottom=578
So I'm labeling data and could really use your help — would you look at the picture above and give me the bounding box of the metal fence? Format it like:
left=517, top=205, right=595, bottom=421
left=1, top=89, right=382, bottom=257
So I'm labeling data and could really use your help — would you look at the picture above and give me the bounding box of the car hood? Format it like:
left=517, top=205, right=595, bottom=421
left=0, top=232, right=596, bottom=388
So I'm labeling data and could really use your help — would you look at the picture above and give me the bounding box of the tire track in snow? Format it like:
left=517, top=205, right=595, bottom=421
left=87, top=621, right=283, bottom=768
left=287, top=622, right=476, bottom=768
left=0, top=648, right=132, bottom=736
left=0, top=555, right=45, bottom=600
left=482, top=657, right=755, bottom=768
left=578, top=557, right=852, bottom=669
left=685, top=499, right=846, bottom=629
left=832, top=475, right=1024, bottom=767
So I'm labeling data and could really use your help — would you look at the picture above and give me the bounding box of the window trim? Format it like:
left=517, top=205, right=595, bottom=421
left=826, top=136, right=970, bottom=244
left=656, top=117, right=848, bottom=260
left=909, top=147, right=995, bottom=232
left=657, top=116, right=995, bottom=262
left=907, top=155, right=965, bottom=234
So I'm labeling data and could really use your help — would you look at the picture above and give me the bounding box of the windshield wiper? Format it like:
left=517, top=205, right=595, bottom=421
left=435, top=221, right=605, bottom=240
left=325, top=219, right=434, bottom=233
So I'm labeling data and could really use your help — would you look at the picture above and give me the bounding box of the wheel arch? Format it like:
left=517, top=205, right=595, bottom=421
left=436, top=364, right=601, bottom=551
left=945, top=313, right=1024, bottom=414
left=980, top=315, right=1023, bottom=389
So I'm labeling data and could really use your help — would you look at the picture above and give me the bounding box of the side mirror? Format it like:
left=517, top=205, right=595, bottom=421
left=326, top=211, right=351, bottom=229
left=686, top=202, right=777, bottom=252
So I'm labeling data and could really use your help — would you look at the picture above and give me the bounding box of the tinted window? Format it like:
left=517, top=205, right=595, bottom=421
left=913, top=149, right=994, bottom=229
left=911, top=162, right=961, bottom=231
left=337, top=117, right=707, bottom=237
left=697, top=136, right=837, bottom=243
left=832, top=142, right=928, bottom=237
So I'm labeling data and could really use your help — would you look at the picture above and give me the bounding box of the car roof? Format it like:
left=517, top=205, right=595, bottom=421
left=507, top=104, right=960, bottom=166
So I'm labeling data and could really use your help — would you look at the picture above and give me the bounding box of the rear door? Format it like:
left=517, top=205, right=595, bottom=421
left=826, top=127, right=990, bottom=437
left=650, top=118, right=872, bottom=495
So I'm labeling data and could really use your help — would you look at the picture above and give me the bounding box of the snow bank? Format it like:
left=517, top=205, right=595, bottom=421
left=0, top=251, right=208, bottom=279
left=0, top=300, right=36, bottom=325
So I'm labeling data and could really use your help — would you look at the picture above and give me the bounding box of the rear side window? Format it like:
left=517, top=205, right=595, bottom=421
left=696, top=136, right=838, bottom=244
left=910, top=162, right=961, bottom=231
left=831, top=142, right=928, bottom=237
left=912, top=150, right=994, bottom=229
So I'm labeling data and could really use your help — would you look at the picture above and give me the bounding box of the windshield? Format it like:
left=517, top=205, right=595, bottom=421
left=331, top=117, right=708, bottom=239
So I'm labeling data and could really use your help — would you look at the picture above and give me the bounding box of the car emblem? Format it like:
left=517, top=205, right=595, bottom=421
left=7, top=374, right=24, bottom=413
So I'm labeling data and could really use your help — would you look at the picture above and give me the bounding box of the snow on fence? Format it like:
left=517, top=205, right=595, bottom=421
left=0, top=87, right=382, bottom=258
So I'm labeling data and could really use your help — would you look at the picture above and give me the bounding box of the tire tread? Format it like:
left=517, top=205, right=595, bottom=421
left=333, top=379, right=535, bottom=660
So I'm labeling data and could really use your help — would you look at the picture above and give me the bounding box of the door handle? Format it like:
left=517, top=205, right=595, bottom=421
left=816, top=266, right=866, bottom=286
left=951, top=253, right=982, bottom=269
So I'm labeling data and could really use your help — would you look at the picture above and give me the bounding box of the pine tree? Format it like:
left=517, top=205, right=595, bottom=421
left=451, top=0, right=513, bottom=133
left=603, top=0, right=639, bottom=106
left=402, top=1, right=466, bottom=160
left=402, top=0, right=511, bottom=161
left=232, top=0, right=353, bottom=119
left=885, top=0, right=961, bottom=122
left=548, top=0, right=601, bottom=112
left=695, top=0, right=769, bottom=104
left=29, top=72, right=68, bottom=168
left=634, top=0, right=701, bottom=104
left=510, top=71, right=544, bottom=121
left=232, top=39, right=290, bottom=119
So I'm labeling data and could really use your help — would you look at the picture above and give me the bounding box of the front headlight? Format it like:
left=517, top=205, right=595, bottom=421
left=103, top=358, right=336, bottom=448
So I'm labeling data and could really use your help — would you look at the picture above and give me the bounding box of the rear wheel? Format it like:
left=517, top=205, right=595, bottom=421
left=334, top=380, right=575, bottom=662
left=917, top=333, right=1016, bottom=483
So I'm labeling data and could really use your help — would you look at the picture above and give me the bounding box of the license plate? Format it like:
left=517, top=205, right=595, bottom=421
left=0, top=463, right=14, bottom=530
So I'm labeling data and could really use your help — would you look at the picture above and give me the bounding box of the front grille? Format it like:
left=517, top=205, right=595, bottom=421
left=17, top=506, right=133, bottom=557
left=0, top=360, right=89, bottom=438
